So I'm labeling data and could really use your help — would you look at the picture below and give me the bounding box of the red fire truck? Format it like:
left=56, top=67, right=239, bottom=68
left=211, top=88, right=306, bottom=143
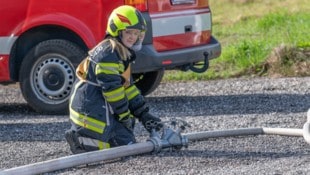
left=0, top=0, right=221, bottom=114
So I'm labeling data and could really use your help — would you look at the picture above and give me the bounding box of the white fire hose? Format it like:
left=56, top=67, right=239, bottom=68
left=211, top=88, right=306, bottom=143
left=1, top=109, right=310, bottom=175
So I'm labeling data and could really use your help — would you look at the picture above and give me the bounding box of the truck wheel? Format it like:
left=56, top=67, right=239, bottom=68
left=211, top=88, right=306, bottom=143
left=132, top=69, right=164, bottom=96
left=19, top=39, right=86, bottom=114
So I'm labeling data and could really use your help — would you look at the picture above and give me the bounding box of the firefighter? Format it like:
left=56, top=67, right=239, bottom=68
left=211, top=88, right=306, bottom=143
left=65, top=5, right=162, bottom=154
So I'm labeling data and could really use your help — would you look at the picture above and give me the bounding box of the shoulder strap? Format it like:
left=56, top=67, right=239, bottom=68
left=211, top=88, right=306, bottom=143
left=121, top=64, right=131, bottom=88
left=76, top=57, right=100, bottom=87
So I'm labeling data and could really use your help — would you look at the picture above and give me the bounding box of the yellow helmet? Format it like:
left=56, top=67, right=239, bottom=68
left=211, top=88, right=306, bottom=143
left=107, top=5, right=147, bottom=37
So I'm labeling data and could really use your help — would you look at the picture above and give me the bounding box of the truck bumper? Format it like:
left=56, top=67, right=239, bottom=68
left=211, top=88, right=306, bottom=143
left=132, top=36, right=221, bottom=73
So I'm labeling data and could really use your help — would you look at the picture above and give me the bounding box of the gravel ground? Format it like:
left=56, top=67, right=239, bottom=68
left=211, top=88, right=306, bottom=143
left=0, top=77, right=310, bottom=175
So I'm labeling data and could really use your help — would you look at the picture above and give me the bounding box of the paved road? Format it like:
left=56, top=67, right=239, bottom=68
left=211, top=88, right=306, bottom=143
left=0, top=77, right=309, bottom=175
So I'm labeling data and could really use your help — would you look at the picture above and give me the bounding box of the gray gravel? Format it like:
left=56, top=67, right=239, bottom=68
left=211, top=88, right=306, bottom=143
left=0, top=77, right=310, bottom=175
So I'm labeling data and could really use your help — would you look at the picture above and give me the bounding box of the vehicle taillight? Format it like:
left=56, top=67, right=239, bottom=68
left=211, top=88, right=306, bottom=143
left=125, top=0, right=148, bottom=11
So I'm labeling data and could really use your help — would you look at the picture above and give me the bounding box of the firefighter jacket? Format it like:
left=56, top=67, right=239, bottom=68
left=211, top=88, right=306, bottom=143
left=69, top=38, right=145, bottom=150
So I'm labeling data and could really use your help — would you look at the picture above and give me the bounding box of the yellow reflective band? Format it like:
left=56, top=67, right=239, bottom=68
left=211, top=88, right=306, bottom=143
left=70, top=109, right=106, bottom=134
left=79, top=136, right=110, bottom=150
left=103, top=86, right=125, bottom=102
left=98, top=141, right=110, bottom=150
left=98, top=62, right=119, bottom=69
left=118, top=110, right=131, bottom=120
left=125, top=85, right=140, bottom=100
left=119, top=64, right=125, bottom=72
left=95, top=62, right=119, bottom=75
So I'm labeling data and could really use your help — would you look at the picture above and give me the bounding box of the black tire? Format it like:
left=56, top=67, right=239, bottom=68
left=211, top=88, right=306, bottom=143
left=132, top=69, right=164, bottom=96
left=19, top=39, right=86, bottom=114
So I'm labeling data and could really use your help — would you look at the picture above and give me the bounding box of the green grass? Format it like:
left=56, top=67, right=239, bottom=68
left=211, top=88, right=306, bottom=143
left=163, top=0, right=310, bottom=81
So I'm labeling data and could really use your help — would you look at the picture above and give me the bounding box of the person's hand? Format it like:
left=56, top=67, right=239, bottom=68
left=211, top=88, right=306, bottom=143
left=140, top=112, right=162, bottom=133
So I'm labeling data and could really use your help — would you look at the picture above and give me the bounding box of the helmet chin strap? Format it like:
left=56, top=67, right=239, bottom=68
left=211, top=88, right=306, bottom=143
left=131, top=39, right=142, bottom=51
left=130, top=31, right=145, bottom=51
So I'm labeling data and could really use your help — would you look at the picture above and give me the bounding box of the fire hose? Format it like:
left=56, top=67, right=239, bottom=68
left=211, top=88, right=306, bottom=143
left=1, top=109, right=310, bottom=175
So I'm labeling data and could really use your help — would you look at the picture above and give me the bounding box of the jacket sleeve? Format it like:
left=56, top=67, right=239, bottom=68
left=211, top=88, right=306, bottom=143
left=92, top=50, right=130, bottom=121
left=125, top=84, right=146, bottom=118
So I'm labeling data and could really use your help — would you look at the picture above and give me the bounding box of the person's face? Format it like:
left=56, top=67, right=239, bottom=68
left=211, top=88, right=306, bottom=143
left=121, top=29, right=141, bottom=48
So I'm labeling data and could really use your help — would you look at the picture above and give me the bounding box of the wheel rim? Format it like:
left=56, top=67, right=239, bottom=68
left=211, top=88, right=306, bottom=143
left=30, top=54, right=75, bottom=104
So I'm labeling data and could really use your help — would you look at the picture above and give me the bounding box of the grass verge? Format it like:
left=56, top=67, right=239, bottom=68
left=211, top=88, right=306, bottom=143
left=163, top=0, right=310, bottom=82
